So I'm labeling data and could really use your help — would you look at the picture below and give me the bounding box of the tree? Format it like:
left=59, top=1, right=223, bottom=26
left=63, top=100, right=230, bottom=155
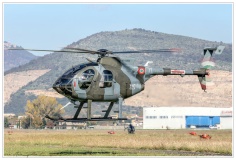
left=21, top=116, right=30, bottom=129
left=23, top=95, right=64, bottom=129
left=4, top=117, right=9, bottom=128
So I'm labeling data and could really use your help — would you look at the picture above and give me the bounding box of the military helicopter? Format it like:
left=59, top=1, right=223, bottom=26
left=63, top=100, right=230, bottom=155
left=9, top=46, right=225, bottom=122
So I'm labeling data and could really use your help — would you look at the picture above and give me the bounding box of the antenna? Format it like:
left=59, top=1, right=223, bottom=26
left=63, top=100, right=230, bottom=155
left=144, top=61, right=153, bottom=66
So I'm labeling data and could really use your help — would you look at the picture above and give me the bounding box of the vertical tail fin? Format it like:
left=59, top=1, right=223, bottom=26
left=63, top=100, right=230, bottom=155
left=198, top=46, right=225, bottom=91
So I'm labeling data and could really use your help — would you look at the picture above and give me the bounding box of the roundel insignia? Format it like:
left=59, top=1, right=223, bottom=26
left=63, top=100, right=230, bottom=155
left=138, top=66, right=145, bottom=75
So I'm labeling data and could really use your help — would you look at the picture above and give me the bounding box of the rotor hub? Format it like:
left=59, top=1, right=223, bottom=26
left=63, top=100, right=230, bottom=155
left=97, top=49, right=112, bottom=57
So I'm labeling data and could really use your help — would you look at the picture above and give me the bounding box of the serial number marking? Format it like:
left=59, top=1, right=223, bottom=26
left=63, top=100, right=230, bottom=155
left=171, top=70, right=185, bottom=74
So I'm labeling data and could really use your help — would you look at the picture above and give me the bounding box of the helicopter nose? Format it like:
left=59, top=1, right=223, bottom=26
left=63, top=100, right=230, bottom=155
left=53, top=81, right=63, bottom=94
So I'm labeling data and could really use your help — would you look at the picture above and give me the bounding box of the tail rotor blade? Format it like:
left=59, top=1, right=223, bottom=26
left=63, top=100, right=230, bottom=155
left=205, top=74, right=215, bottom=88
left=201, top=60, right=216, bottom=69
left=198, top=70, right=215, bottom=91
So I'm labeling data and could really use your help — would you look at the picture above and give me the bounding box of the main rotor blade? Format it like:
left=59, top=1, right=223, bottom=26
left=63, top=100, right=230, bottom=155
left=112, top=48, right=182, bottom=54
left=7, top=48, right=90, bottom=53
left=63, top=47, right=181, bottom=54
left=64, top=47, right=99, bottom=54
left=7, top=47, right=182, bottom=55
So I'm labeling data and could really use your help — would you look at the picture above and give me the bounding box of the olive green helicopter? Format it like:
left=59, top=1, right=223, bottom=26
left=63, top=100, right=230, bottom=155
left=9, top=46, right=225, bottom=122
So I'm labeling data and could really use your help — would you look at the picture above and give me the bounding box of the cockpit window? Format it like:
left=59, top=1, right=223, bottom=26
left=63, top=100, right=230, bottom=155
left=61, top=79, right=70, bottom=84
left=103, top=70, right=113, bottom=81
left=61, top=62, right=97, bottom=79
left=53, top=62, right=98, bottom=93
left=62, top=64, right=87, bottom=78
left=99, top=70, right=113, bottom=88
left=79, top=69, right=95, bottom=81
left=78, top=69, right=95, bottom=90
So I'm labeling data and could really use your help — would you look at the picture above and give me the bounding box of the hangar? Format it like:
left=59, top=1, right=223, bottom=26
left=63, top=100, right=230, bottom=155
left=143, top=107, right=232, bottom=129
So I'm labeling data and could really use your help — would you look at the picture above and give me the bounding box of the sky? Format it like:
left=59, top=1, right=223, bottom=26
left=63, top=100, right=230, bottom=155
left=3, top=3, right=233, bottom=56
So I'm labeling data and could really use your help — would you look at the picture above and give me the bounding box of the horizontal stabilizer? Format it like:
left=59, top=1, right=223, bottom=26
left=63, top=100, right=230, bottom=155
left=201, top=45, right=225, bottom=69
left=215, top=46, right=225, bottom=55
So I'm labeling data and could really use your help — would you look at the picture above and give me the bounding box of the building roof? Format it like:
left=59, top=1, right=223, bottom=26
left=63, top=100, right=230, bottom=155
left=143, top=107, right=232, bottom=116
left=4, top=113, right=16, bottom=117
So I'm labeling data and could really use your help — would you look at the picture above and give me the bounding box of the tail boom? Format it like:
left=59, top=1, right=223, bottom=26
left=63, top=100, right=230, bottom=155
left=149, top=68, right=209, bottom=76
left=142, top=46, right=224, bottom=91
left=147, top=68, right=210, bottom=91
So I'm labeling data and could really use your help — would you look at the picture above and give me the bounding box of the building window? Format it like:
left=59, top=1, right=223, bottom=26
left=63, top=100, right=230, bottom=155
left=146, top=116, right=157, bottom=119
left=159, top=116, right=168, bottom=119
left=171, top=116, right=183, bottom=118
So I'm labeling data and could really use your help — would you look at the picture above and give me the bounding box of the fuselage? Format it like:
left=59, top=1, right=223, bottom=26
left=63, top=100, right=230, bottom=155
left=53, top=57, right=147, bottom=102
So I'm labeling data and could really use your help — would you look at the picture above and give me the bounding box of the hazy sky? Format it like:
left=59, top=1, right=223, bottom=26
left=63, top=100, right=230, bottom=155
left=4, top=3, right=232, bottom=56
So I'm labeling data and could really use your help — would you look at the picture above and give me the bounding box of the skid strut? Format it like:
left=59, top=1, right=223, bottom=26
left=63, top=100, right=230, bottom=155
left=73, top=102, right=84, bottom=119
left=103, top=102, right=114, bottom=118
left=87, top=100, right=92, bottom=119
left=45, top=99, right=127, bottom=122
left=118, top=98, right=123, bottom=119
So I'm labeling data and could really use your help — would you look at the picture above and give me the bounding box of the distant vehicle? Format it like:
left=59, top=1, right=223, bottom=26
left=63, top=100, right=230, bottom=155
left=190, top=125, right=196, bottom=129
left=209, top=124, right=220, bottom=130
left=9, top=46, right=225, bottom=122
left=87, top=126, right=95, bottom=129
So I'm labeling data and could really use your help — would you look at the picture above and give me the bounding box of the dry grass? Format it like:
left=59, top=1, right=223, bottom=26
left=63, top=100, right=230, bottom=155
left=4, top=129, right=232, bottom=156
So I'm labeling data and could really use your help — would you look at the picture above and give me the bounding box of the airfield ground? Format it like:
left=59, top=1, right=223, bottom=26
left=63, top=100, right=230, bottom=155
left=4, top=129, right=232, bottom=156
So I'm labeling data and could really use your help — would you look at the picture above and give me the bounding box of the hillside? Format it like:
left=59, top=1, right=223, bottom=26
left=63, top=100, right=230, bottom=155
left=4, top=41, right=38, bottom=71
left=4, top=29, right=232, bottom=114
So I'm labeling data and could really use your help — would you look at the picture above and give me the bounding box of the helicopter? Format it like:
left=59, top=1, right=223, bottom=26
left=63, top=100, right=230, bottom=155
left=9, top=46, right=225, bottom=122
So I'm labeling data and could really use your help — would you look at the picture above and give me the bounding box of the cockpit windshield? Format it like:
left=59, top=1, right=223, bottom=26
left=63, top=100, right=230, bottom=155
left=61, top=62, right=97, bottom=79
left=53, top=62, right=98, bottom=99
left=62, top=64, right=86, bottom=78
left=79, top=69, right=95, bottom=81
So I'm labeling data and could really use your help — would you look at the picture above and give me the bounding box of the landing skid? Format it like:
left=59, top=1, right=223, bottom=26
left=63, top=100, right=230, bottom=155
left=45, top=98, right=126, bottom=122
left=45, top=115, right=127, bottom=122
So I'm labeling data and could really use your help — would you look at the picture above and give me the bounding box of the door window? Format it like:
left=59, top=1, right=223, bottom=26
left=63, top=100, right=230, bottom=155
left=99, top=70, right=113, bottom=88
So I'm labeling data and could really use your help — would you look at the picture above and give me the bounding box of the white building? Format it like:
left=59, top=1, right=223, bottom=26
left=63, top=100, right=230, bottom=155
left=143, top=107, right=232, bottom=129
